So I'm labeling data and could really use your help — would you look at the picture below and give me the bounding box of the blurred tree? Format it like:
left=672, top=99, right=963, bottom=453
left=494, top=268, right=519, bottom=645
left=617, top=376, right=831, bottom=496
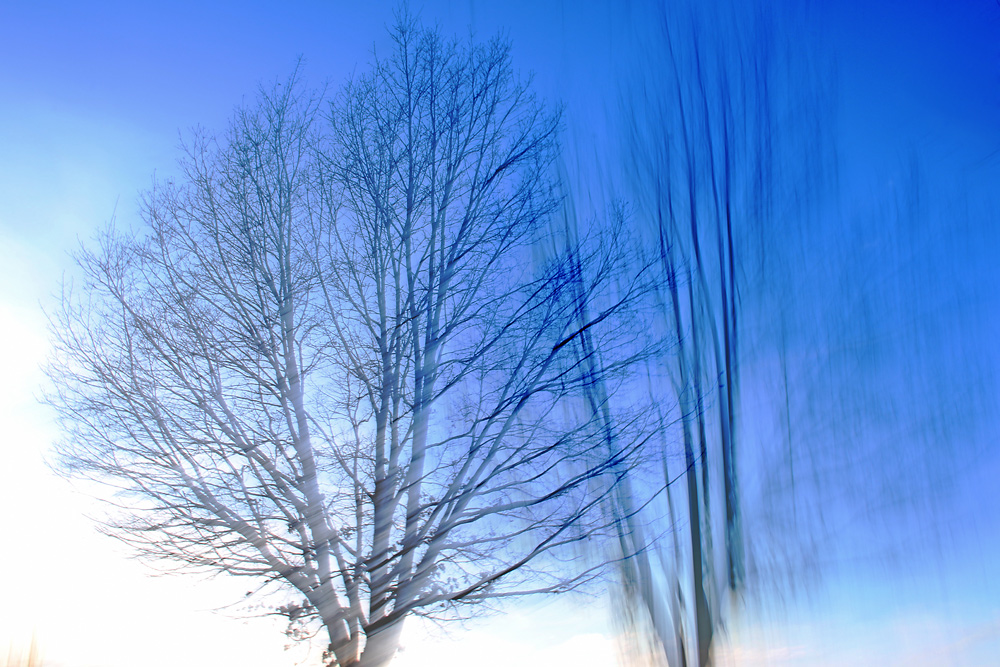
left=598, top=2, right=997, bottom=665
left=593, top=2, right=832, bottom=665
left=46, top=17, right=647, bottom=667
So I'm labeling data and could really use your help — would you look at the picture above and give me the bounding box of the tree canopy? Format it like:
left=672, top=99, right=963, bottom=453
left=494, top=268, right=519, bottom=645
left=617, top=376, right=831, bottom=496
left=47, top=18, right=648, bottom=667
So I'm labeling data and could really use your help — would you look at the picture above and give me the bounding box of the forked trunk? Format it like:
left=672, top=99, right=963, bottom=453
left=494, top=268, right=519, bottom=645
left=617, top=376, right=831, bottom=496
left=330, top=618, right=405, bottom=667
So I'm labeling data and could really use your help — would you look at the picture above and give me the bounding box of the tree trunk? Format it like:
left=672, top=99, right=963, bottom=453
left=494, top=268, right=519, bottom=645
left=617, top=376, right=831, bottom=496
left=355, top=619, right=405, bottom=667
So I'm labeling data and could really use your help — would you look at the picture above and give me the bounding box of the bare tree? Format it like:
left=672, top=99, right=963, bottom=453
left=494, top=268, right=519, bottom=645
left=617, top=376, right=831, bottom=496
left=46, top=19, right=646, bottom=667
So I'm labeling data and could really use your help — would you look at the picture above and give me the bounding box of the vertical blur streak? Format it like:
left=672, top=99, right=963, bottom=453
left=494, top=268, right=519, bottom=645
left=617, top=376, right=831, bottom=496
left=620, top=0, right=773, bottom=663
left=589, top=0, right=1000, bottom=664
left=592, top=0, right=834, bottom=664
left=2, top=633, right=42, bottom=667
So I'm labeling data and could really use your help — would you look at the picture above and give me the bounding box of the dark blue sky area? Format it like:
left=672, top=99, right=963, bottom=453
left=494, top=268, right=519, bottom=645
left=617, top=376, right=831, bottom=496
left=2, top=1, right=996, bottom=183
left=2, top=1, right=997, bottom=229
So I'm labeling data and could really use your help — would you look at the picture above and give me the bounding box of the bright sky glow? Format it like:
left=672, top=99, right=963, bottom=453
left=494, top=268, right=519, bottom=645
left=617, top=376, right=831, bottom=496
left=1, top=1, right=998, bottom=665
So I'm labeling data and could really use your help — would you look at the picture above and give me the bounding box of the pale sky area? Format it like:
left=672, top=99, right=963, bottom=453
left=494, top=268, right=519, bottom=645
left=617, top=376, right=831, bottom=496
left=1, top=1, right=999, bottom=666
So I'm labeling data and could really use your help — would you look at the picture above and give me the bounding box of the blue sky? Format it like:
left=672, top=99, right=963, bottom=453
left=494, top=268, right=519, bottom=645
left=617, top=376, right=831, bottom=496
left=1, top=1, right=999, bottom=665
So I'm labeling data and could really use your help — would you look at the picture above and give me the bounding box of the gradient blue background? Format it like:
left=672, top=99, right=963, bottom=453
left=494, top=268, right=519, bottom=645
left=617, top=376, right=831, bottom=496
left=1, top=1, right=998, bottom=665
